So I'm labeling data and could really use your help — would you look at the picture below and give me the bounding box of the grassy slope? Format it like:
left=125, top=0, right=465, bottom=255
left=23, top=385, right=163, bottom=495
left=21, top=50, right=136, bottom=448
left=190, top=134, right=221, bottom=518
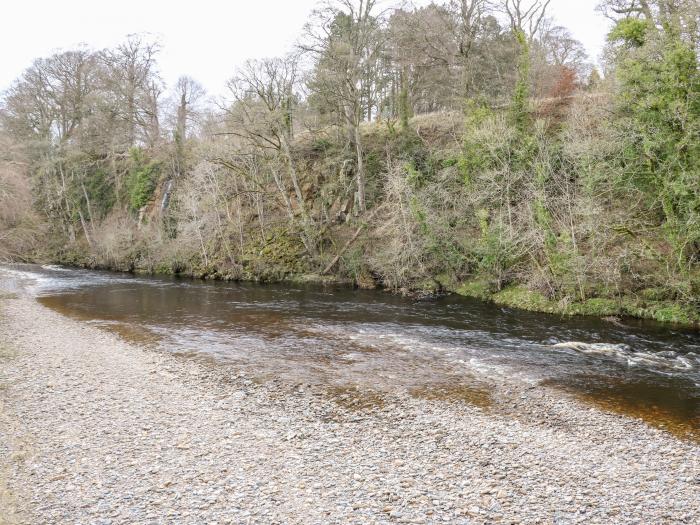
left=453, top=280, right=699, bottom=326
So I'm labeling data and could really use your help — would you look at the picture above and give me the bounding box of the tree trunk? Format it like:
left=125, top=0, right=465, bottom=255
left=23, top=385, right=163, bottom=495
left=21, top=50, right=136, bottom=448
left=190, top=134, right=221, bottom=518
left=353, top=124, right=366, bottom=213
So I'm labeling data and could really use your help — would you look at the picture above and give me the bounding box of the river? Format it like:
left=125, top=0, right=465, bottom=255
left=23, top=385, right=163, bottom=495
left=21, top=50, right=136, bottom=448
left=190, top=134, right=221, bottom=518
left=2, top=264, right=699, bottom=438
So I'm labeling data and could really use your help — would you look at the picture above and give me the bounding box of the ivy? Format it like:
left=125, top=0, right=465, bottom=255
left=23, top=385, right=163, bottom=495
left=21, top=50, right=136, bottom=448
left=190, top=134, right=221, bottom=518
left=126, top=149, right=160, bottom=214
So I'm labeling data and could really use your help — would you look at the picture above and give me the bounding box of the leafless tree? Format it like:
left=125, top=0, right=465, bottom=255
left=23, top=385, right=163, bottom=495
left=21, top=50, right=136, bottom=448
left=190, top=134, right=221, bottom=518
left=225, top=55, right=317, bottom=253
left=174, top=76, right=206, bottom=143
left=303, top=0, right=389, bottom=213
left=503, top=0, right=551, bottom=39
left=100, top=35, right=162, bottom=148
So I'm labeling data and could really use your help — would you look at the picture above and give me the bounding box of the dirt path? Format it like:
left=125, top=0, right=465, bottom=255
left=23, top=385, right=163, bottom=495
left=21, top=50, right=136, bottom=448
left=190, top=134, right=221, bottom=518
left=0, top=291, right=698, bottom=524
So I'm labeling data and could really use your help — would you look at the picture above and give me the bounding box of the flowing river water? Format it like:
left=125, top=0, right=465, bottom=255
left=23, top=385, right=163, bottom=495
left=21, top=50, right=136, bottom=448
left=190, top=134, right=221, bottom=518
left=2, top=264, right=699, bottom=438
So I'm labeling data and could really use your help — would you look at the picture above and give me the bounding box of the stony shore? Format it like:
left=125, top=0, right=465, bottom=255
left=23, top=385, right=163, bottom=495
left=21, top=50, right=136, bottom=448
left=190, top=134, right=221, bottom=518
left=0, top=290, right=698, bottom=524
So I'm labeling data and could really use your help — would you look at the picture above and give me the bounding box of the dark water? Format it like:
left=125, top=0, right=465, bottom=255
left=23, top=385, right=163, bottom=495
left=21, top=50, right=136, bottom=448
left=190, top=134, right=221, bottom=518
left=2, top=264, right=699, bottom=437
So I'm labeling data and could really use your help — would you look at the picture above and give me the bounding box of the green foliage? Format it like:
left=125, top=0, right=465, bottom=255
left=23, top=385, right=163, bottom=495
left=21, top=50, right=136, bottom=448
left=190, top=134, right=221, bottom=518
left=389, top=128, right=443, bottom=191
left=310, top=138, right=334, bottom=154
left=510, top=30, right=532, bottom=134
left=608, top=18, right=650, bottom=47
left=82, top=169, right=115, bottom=219
left=240, top=228, right=309, bottom=281
left=458, top=141, right=488, bottom=187
left=405, top=162, right=426, bottom=190
left=126, top=149, right=160, bottom=213
left=614, top=33, right=700, bottom=274
left=471, top=218, right=520, bottom=288
left=459, top=101, right=495, bottom=186
left=455, top=279, right=491, bottom=301
left=66, top=168, right=115, bottom=223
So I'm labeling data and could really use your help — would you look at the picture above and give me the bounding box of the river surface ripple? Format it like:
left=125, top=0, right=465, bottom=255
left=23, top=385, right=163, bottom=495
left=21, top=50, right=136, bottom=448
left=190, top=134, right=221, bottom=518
left=2, top=264, right=699, bottom=437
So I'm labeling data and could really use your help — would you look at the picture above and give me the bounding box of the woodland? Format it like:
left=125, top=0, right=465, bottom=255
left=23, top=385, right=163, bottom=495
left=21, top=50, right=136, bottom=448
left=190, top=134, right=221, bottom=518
left=1, top=0, right=699, bottom=324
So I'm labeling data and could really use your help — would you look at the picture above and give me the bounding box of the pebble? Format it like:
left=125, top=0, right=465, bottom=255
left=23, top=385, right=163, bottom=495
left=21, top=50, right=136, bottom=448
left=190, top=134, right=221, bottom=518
left=0, top=292, right=698, bottom=524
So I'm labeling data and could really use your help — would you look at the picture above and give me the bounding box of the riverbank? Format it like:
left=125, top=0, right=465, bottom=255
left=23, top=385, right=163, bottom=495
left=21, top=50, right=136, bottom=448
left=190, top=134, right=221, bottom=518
left=39, top=251, right=700, bottom=329
left=452, top=281, right=700, bottom=328
left=1, top=282, right=699, bottom=523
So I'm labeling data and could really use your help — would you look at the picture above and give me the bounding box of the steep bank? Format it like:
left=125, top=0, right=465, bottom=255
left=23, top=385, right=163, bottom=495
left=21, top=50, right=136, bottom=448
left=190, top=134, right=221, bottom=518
left=31, top=108, right=697, bottom=328
left=1, top=280, right=699, bottom=524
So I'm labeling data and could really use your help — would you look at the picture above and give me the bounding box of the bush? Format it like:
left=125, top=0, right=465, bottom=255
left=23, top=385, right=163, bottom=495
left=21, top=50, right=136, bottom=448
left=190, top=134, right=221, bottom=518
left=126, top=149, right=160, bottom=213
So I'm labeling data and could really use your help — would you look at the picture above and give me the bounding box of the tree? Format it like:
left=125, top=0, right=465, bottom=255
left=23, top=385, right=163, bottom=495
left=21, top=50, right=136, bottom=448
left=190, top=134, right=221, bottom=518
left=100, top=35, right=162, bottom=149
left=604, top=0, right=700, bottom=278
left=0, top=48, right=107, bottom=243
left=173, top=76, right=206, bottom=144
left=225, top=55, right=317, bottom=253
left=501, top=0, right=551, bottom=131
left=303, top=0, right=387, bottom=213
left=454, top=0, right=493, bottom=97
left=503, top=0, right=551, bottom=40
left=157, top=76, right=206, bottom=213
left=387, top=4, right=459, bottom=114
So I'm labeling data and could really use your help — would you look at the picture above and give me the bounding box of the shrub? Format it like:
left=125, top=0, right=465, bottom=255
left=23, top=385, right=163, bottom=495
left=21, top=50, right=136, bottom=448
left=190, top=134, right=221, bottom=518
left=126, top=149, right=160, bottom=213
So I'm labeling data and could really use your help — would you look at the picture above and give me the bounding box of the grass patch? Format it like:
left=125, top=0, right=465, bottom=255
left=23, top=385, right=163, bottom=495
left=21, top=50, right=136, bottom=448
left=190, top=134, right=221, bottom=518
left=492, top=286, right=559, bottom=313
left=455, top=279, right=492, bottom=301
left=622, top=300, right=700, bottom=325
left=566, top=298, right=620, bottom=317
left=453, top=281, right=699, bottom=327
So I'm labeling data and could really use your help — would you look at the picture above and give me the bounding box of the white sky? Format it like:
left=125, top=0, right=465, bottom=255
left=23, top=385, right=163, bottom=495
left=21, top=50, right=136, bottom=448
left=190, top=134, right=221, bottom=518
left=0, top=0, right=610, bottom=96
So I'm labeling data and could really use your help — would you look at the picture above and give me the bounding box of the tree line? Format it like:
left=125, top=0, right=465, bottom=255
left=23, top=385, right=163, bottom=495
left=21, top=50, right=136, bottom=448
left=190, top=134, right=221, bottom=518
left=1, top=0, right=698, bottom=323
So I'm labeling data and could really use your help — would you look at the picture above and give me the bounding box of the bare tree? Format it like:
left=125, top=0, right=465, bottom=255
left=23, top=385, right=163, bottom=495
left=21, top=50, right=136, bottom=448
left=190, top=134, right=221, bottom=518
left=503, top=0, right=551, bottom=39
left=303, top=0, right=388, bottom=213
left=387, top=4, right=457, bottom=114
left=101, top=35, right=162, bottom=148
left=174, top=76, right=206, bottom=143
left=224, top=55, right=317, bottom=253
left=159, top=76, right=205, bottom=212
left=454, top=0, right=491, bottom=60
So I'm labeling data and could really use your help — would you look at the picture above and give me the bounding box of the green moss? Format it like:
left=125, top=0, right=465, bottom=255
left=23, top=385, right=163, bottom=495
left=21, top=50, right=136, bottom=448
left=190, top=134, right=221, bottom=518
left=288, top=274, right=351, bottom=285
left=414, top=279, right=441, bottom=294
left=455, top=280, right=492, bottom=301
left=454, top=282, right=699, bottom=326
left=492, top=286, right=558, bottom=313
left=240, top=229, right=310, bottom=281
left=153, top=263, right=176, bottom=276
left=566, top=298, right=620, bottom=317
left=126, top=148, right=160, bottom=213
left=622, top=300, right=700, bottom=325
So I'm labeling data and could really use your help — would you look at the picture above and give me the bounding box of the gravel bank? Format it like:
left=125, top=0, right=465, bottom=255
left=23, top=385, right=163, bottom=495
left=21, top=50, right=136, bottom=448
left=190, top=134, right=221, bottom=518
left=0, top=292, right=698, bottom=524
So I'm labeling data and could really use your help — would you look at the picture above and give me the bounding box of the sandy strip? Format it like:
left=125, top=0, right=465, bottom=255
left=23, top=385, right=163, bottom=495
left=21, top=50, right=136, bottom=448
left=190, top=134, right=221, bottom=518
left=0, top=290, right=698, bottom=524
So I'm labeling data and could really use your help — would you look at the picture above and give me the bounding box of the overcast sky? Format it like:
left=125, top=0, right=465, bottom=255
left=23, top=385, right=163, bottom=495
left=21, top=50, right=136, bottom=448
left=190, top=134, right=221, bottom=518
left=1, top=0, right=611, bottom=96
